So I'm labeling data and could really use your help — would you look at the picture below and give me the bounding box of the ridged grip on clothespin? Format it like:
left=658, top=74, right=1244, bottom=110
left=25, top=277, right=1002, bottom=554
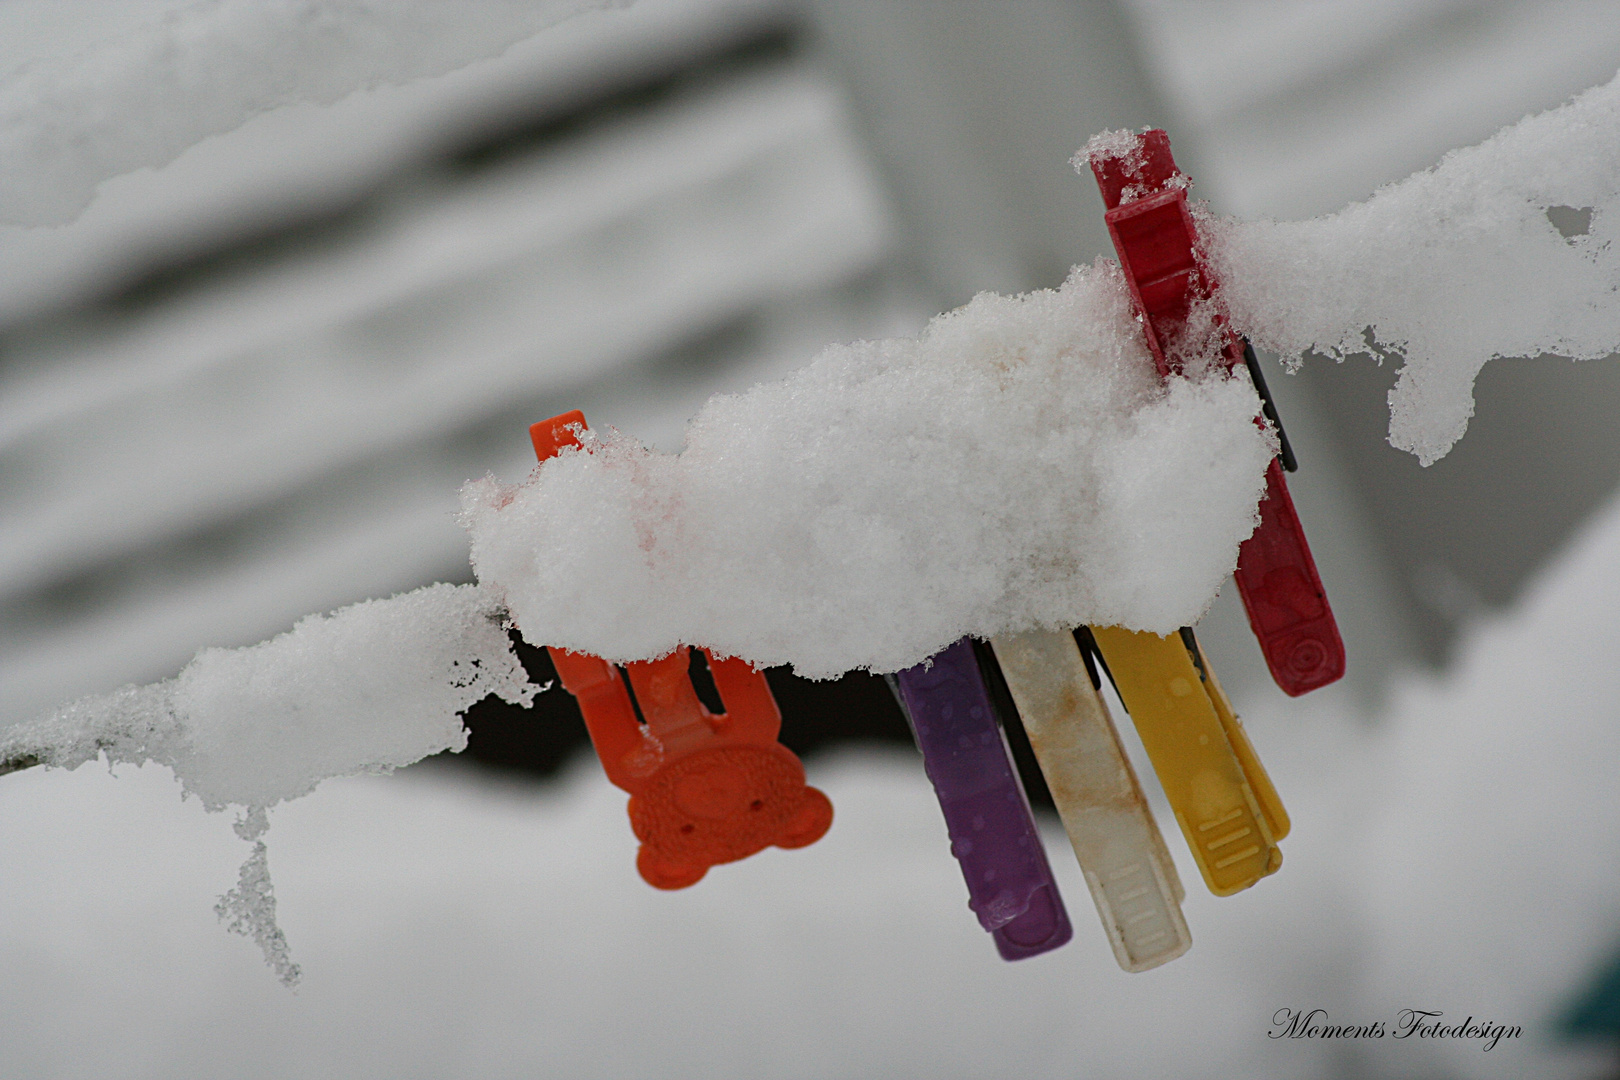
left=1088, top=626, right=1284, bottom=897
left=990, top=628, right=1191, bottom=972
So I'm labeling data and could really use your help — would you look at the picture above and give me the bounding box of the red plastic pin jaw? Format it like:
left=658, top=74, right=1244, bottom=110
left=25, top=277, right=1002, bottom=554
left=1104, top=189, right=1202, bottom=379
left=1088, top=128, right=1181, bottom=211
left=529, top=410, right=833, bottom=887
left=1236, top=461, right=1346, bottom=696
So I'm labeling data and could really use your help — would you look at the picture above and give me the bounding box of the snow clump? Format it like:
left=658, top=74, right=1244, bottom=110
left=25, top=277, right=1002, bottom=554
left=2, top=583, right=534, bottom=808
left=463, top=261, right=1277, bottom=678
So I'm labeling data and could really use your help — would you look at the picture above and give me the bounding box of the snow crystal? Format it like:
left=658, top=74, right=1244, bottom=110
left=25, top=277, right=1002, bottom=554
left=1212, top=69, right=1620, bottom=465
left=2, top=582, right=535, bottom=809
left=464, top=261, right=1277, bottom=678
left=0, top=0, right=621, bottom=227
left=1077, top=128, right=1144, bottom=171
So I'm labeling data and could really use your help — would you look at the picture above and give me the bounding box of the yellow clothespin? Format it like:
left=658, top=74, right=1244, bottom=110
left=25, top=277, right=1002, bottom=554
left=1087, top=626, right=1287, bottom=897
left=990, top=628, right=1191, bottom=972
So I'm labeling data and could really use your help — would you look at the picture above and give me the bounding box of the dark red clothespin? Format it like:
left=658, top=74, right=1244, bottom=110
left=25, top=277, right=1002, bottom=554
left=1088, top=131, right=1345, bottom=695
left=529, top=412, right=833, bottom=888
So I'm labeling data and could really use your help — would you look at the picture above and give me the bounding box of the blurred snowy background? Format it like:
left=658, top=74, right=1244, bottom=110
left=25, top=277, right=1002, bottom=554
left=5, top=1, right=1620, bottom=1077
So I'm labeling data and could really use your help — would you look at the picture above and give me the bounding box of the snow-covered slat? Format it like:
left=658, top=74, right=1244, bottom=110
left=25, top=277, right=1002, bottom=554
left=1125, top=0, right=1620, bottom=217
left=0, top=65, right=894, bottom=602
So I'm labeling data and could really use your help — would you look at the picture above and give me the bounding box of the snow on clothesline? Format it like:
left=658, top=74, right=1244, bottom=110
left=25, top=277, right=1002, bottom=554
left=1, top=584, right=533, bottom=810
left=0, top=0, right=620, bottom=227
left=464, top=262, right=1273, bottom=677
left=474, top=68, right=1620, bottom=671
left=1215, top=69, right=1620, bottom=465
left=6, top=70, right=1620, bottom=983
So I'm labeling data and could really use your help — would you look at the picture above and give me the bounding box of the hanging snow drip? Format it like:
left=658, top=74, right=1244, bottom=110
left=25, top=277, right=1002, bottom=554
left=529, top=411, right=834, bottom=889
left=1086, top=128, right=1345, bottom=697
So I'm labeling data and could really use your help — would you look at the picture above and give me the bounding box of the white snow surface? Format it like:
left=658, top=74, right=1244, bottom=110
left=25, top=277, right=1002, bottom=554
left=464, top=261, right=1276, bottom=677
left=1213, top=68, right=1620, bottom=465
left=0, top=0, right=620, bottom=227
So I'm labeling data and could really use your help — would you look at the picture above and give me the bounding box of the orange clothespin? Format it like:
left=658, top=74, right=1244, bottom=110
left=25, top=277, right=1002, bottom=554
left=531, top=411, right=833, bottom=889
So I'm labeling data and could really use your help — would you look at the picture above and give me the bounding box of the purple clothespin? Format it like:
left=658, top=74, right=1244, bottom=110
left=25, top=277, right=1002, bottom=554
left=891, top=638, right=1072, bottom=960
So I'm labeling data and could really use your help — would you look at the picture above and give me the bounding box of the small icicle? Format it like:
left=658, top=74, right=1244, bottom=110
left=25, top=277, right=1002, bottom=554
left=216, top=806, right=301, bottom=988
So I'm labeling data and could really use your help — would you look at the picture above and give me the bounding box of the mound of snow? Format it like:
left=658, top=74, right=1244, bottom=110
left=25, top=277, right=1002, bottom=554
left=464, top=262, right=1274, bottom=677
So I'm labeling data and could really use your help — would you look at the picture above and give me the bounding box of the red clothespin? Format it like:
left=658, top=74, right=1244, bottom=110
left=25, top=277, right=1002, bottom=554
left=1088, top=131, right=1345, bottom=695
left=530, top=411, right=834, bottom=888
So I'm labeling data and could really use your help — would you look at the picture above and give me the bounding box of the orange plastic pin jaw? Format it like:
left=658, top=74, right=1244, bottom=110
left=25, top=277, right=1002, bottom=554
left=622, top=650, right=783, bottom=753
left=529, top=409, right=833, bottom=888
left=529, top=409, right=586, bottom=463
left=548, top=649, right=655, bottom=791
